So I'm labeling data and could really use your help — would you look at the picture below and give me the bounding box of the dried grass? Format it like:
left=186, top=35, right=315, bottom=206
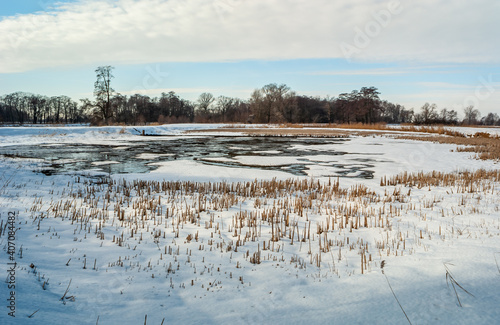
left=395, top=134, right=500, bottom=161
left=220, top=123, right=469, bottom=136
left=444, top=263, right=474, bottom=307
left=381, top=169, right=500, bottom=190
left=381, top=260, right=412, bottom=324
left=32, top=176, right=415, bottom=279
left=24, top=166, right=500, bottom=300
left=196, top=127, right=351, bottom=137
left=205, top=125, right=500, bottom=161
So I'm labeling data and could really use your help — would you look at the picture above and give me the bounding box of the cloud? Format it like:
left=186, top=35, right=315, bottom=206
left=310, top=68, right=407, bottom=76
left=310, top=65, right=463, bottom=76
left=0, top=0, right=498, bottom=73
left=417, top=82, right=474, bottom=90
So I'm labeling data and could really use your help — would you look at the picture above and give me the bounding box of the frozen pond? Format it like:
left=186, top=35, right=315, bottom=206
left=0, top=135, right=378, bottom=179
left=1, top=124, right=497, bottom=185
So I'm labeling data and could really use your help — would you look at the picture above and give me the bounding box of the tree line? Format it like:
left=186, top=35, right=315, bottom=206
left=0, top=92, right=85, bottom=124
left=1, top=66, right=499, bottom=126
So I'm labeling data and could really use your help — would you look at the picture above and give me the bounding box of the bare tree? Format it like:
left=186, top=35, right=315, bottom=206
left=439, top=108, right=458, bottom=124
left=197, top=93, right=215, bottom=113
left=94, top=66, right=115, bottom=122
left=215, top=96, right=234, bottom=122
left=416, top=103, right=438, bottom=124
left=323, top=96, right=335, bottom=124
left=249, top=89, right=263, bottom=122
left=263, top=83, right=291, bottom=123
left=463, top=105, right=480, bottom=125
left=195, top=92, right=215, bottom=122
left=2, top=93, right=19, bottom=123
left=28, top=94, right=49, bottom=124
left=250, top=83, right=294, bottom=123
left=482, top=112, right=499, bottom=125
left=359, top=86, right=381, bottom=123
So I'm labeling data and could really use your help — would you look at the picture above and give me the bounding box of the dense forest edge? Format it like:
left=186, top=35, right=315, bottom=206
left=1, top=66, right=499, bottom=126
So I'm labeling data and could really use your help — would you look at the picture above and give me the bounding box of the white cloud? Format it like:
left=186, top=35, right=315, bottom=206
left=311, top=68, right=407, bottom=76
left=0, top=0, right=498, bottom=73
left=417, top=82, right=474, bottom=90
left=310, top=65, right=463, bottom=76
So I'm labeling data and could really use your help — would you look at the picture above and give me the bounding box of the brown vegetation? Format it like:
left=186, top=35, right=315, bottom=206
left=198, top=127, right=351, bottom=137
left=205, top=124, right=500, bottom=161
left=25, top=169, right=500, bottom=284
left=395, top=133, right=500, bottom=161
left=27, top=176, right=425, bottom=279
left=381, top=169, right=500, bottom=189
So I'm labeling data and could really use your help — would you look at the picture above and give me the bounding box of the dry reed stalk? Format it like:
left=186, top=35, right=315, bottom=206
left=32, top=164, right=499, bottom=286
left=495, top=253, right=500, bottom=275
left=381, top=169, right=500, bottom=190
left=28, top=309, right=40, bottom=318
left=60, top=279, right=72, bottom=304
left=444, top=263, right=474, bottom=307
left=381, top=261, right=412, bottom=325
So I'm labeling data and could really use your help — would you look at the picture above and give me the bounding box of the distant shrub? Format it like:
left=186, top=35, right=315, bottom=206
left=473, top=132, right=491, bottom=138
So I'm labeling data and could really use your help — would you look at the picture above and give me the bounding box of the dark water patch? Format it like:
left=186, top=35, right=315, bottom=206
left=0, top=136, right=376, bottom=179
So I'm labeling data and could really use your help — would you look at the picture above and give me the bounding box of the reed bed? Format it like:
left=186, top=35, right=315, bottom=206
left=395, top=134, right=500, bottom=161
left=380, top=169, right=500, bottom=189
left=194, top=122, right=500, bottom=164
left=222, top=123, right=470, bottom=137
left=26, top=177, right=403, bottom=281
left=19, top=168, right=499, bottom=293
left=202, top=125, right=500, bottom=161
left=197, top=127, right=351, bottom=137
left=205, top=124, right=500, bottom=161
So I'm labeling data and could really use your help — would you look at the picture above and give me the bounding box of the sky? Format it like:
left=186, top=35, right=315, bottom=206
left=0, top=0, right=499, bottom=116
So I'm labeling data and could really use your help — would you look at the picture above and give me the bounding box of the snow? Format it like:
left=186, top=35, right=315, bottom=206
left=141, top=160, right=293, bottom=183
left=253, top=150, right=282, bottom=155
left=0, top=124, right=499, bottom=324
left=0, top=124, right=224, bottom=147
left=91, top=161, right=120, bottom=166
left=232, top=156, right=306, bottom=167
left=135, top=153, right=173, bottom=160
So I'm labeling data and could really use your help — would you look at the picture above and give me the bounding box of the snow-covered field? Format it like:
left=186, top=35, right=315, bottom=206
left=1, top=124, right=499, bottom=324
